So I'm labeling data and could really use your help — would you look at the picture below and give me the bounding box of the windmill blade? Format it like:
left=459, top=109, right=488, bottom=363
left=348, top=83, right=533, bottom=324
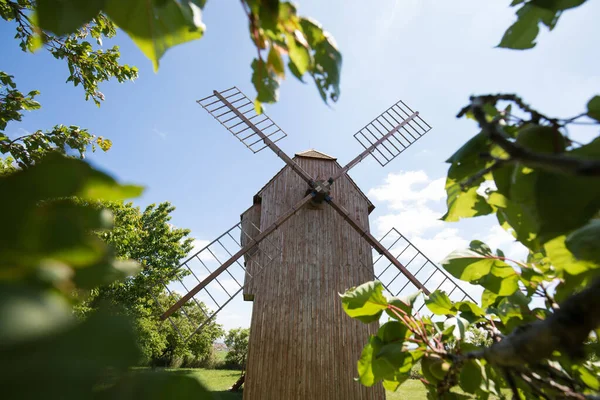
left=198, top=87, right=315, bottom=187
left=152, top=219, right=282, bottom=342
left=331, top=99, right=432, bottom=182
left=325, top=196, right=430, bottom=295
left=371, top=228, right=477, bottom=315
left=161, top=192, right=315, bottom=321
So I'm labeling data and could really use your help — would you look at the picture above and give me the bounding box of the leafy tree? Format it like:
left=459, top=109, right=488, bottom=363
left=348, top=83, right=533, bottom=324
left=342, top=1, right=600, bottom=399
left=80, top=201, right=223, bottom=367
left=0, top=71, right=113, bottom=172
left=1, top=0, right=138, bottom=105
left=224, top=328, right=250, bottom=369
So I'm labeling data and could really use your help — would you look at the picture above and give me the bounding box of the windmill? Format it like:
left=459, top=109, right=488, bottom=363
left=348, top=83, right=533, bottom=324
left=156, top=87, right=475, bottom=399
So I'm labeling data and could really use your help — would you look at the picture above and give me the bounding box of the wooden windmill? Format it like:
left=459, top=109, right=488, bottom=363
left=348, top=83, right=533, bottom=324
left=158, top=87, right=475, bottom=399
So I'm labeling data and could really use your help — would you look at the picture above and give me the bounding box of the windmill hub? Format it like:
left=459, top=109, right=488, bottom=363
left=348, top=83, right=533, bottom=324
left=307, top=179, right=332, bottom=204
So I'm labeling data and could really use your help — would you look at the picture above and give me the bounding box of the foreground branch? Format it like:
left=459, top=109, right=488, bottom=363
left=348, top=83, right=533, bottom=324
left=471, top=277, right=600, bottom=367
left=468, top=96, right=600, bottom=176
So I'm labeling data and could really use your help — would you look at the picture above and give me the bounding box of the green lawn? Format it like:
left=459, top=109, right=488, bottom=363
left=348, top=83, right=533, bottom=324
left=171, top=368, right=429, bottom=399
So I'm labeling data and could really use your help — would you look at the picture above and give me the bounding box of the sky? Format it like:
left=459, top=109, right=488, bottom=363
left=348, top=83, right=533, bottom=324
left=2, top=0, right=599, bottom=332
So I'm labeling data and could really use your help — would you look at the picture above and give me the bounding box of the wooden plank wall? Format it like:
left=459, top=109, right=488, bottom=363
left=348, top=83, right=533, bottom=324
left=241, top=203, right=261, bottom=301
left=243, top=156, right=386, bottom=400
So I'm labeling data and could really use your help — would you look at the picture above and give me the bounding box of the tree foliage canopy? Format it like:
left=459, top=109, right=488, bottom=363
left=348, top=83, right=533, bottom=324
left=224, top=328, right=250, bottom=368
left=342, top=1, right=600, bottom=399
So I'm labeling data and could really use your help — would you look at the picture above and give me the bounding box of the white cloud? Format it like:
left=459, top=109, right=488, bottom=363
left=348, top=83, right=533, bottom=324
left=368, top=170, right=445, bottom=210
left=412, top=228, right=469, bottom=263
left=368, top=169, right=530, bottom=307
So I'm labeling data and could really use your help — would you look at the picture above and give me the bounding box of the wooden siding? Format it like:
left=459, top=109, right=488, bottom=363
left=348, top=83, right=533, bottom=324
left=242, top=156, right=385, bottom=400
left=241, top=203, right=262, bottom=301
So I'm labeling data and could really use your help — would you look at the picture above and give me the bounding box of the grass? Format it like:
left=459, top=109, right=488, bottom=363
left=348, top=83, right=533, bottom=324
left=167, top=368, right=430, bottom=399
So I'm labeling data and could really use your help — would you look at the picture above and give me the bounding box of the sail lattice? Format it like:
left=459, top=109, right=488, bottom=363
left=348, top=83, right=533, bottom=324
left=151, top=221, right=281, bottom=341
left=366, top=228, right=476, bottom=315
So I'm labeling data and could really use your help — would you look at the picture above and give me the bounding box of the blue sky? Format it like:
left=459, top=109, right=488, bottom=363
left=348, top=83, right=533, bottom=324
left=2, top=0, right=599, bottom=330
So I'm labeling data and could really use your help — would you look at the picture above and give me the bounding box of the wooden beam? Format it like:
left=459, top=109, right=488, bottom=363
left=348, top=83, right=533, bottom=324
left=160, top=193, right=314, bottom=320
left=326, top=196, right=431, bottom=295
left=329, top=111, right=418, bottom=183
left=213, top=90, right=316, bottom=187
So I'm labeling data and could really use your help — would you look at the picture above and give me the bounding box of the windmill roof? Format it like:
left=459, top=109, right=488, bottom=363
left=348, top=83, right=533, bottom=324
left=295, top=149, right=337, bottom=160
left=250, top=152, right=375, bottom=213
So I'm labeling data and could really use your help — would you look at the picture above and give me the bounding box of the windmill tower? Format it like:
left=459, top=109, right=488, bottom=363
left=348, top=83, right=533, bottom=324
left=158, top=87, right=475, bottom=400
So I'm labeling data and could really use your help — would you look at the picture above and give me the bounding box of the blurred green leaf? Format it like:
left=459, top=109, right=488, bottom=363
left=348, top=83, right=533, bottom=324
left=0, top=311, right=140, bottom=399
left=459, top=359, right=485, bottom=394
left=251, top=58, right=280, bottom=105
left=587, top=95, right=600, bottom=122
left=36, top=0, right=105, bottom=36
left=566, top=220, right=600, bottom=264
left=104, top=0, right=205, bottom=71
left=0, top=284, right=73, bottom=346
left=545, top=235, right=597, bottom=275
left=498, top=4, right=545, bottom=49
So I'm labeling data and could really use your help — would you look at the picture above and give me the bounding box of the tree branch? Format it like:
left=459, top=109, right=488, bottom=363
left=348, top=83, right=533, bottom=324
left=469, top=97, right=600, bottom=176
left=477, top=277, right=600, bottom=367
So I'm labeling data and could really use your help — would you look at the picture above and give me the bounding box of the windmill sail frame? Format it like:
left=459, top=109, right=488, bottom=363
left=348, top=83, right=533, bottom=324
left=161, top=86, right=466, bottom=339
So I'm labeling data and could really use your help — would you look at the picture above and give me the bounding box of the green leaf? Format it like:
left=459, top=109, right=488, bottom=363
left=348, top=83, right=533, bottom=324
left=533, top=138, right=600, bottom=242
left=446, top=132, right=489, bottom=164
left=455, top=301, right=485, bottom=317
left=0, top=154, right=143, bottom=205
left=340, top=281, right=388, bottom=323
left=377, top=321, right=409, bottom=343
left=459, top=359, right=485, bottom=394
left=442, top=184, right=493, bottom=222
left=442, top=133, right=494, bottom=222
left=498, top=4, right=553, bottom=49
left=575, top=364, right=600, bottom=390
left=377, top=342, right=415, bottom=373
left=586, top=95, right=600, bottom=122
left=251, top=58, right=280, bottom=104
left=475, top=263, right=519, bottom=296
left=441, top=242, right=518, bottom=295
left=443, top=316, right=469, bottom=340
left=566, top=220, right=600, bottom=264
left=357, top=335, right=383, bottom=386
left=299, top=17, right=341, bottom=103
left=267, top=46, right=285, bottom=77
left=385, top=290, right=421, bottom=319
left=496, top=296, right=524, bottom=324
left=425, top=290, right=456, bottom=315
left=545, top=235, right=597, bottom=275
left=481, top=289, right=499, bottom=308
left=104, top=0, right=205, bottom=71
left=36, top=0, right=105, bottom=36
left=286, top=33, right=310, bottom=77
left=496, top=197, right=540, bottom=251
left=0, top=284, right=73, bottom=346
